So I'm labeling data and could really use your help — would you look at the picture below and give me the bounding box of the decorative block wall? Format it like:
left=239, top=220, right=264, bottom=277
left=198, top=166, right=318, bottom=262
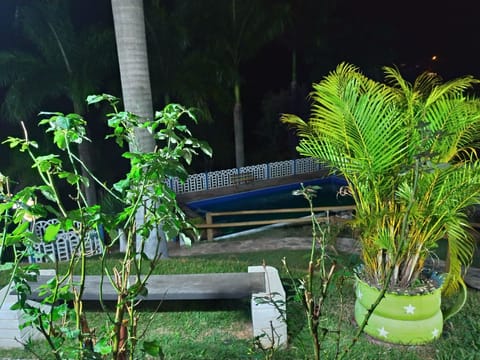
left=171, top=158, right=323, bottom=193
left=29, top=219, right=102, bottom=263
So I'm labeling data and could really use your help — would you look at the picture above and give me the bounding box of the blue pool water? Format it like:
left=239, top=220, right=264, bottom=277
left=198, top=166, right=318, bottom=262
left=187, top=176, right=354, bottom=235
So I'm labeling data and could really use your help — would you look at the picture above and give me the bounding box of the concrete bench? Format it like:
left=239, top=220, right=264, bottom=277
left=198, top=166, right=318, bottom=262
left=2, top=266, right=287, bottom=349
left=0, top=283, right=46, bottom=348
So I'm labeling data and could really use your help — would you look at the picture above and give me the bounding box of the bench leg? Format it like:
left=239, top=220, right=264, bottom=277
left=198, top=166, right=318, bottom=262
left=249, top=266, right=287, bottom=349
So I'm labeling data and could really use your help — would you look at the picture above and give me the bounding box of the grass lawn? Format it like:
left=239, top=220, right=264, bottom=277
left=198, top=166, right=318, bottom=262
left=1, top=242, right=480, bottom=359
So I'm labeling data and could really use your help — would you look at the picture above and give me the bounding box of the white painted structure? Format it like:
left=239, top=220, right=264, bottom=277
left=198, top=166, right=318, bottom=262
left=27, top=158, right=322, bottom=263
left=0, top=270, right=54, bottom=348
left=169, top=157, right=323, bottom=193
left=0, top=267, right=287, bottom=349
left=28, top=219, right=102, bottom=264
left=249, top=266, right=288, bottom=348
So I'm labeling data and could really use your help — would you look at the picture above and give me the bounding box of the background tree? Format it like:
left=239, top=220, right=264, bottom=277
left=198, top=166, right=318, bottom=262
left=144, top=0, right=227, bottom=171
left=2, top=0, right=473, bottom=176
left=0, top=0, right=115, bottom=205
left=185, top=0, right=289, bottom=168
left=145, top=1, right=219, bottom=122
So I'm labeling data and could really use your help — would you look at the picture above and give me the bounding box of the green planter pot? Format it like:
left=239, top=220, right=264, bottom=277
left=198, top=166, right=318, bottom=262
left=354, top=278, right=443, bottom=345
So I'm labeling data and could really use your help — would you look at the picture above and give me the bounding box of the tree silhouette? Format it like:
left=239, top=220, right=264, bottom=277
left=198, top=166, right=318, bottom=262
left=184, top=0, right=289, bottom=168
left=0, top=0, right=116, bottom=205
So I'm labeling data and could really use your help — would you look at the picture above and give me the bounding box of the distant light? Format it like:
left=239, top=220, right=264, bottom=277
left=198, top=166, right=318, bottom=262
left=431, top=55, right=438, bottom=61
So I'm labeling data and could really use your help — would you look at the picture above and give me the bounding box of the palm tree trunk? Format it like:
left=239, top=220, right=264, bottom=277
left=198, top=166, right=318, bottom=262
left=290, top=50, right=297, bottom=93
left=233, top=82, right=245, bottom=168
left=111, top=0, right=168, bottom=260
left=77, top=141, right=97, bottom=206
left=111, top=0, right=156, bottom=153
left=72, top=100, right=97, bottom=207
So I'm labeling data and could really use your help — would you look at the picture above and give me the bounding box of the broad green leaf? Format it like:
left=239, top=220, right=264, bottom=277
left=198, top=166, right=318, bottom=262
left=113, top=179, right=130, bottom=193
left=94, top=337, right=113, bottom=355
left=58, top=171, right=81, bottom=185
left=2, top=137, right=22, bottom=148
left=12, top=221, right=30, bottom=236
left=142, top=339, right=164, bottom=358
left=32, top=155, right=61, bottom=172
left=87, top=93, right=119, bottom=105
left=44, top=223, right=61, bottom=242
left=38, top=111, right=63, bottom=118
left=198, top=141, right=213, bottom=157
left=39, top=186, right=57, bottom=202
left=0, top=262, right=15, bottom=271
left=61, top=328, right=80, bottom=340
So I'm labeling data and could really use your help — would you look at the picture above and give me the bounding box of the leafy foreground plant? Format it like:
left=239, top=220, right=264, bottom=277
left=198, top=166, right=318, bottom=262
left=0, top=94, right=211, bottom=359
left=277, top=185, right=385, bottom=360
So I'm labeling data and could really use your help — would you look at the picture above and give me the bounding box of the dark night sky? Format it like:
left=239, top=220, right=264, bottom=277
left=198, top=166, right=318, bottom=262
left=239, top=0, right=480, bottom=111
left=1, top=0, right=480, bottom=175
left=1, top=1, right=479, bottom=78
left=0, top=1, right=478, bottom=90
left=360, top=2, right=477, bottom=76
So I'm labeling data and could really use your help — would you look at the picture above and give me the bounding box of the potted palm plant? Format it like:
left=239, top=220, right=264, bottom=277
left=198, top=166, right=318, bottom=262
left=282, top=63, right=480, bottom=344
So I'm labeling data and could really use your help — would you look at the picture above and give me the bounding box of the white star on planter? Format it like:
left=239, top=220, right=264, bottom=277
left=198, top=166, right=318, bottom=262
left=432, top=328, right=440, bottom=338
left=378, top=327, right=389, bottom=338
left=357, top=290, right=363, bottom=299
left=403, top=304, right=416, bottom=314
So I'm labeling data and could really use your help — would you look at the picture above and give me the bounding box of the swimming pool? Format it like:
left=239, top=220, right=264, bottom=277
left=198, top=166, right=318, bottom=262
left=187, top=176, right=355, bottom=237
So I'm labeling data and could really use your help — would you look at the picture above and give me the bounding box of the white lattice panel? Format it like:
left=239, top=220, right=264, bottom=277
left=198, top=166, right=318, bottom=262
left=30, top=220, right=102, bottom=263
left=169, top=177, right=180, bottom=193
left=85, top=230, right=102, bottom=255
left=269, top=160, right=294, bottom=178
left=295, top=158, right=322, bottom=174
left=169, top=177, right=181, bottom=193
left=208, top=169, right=237, bottom=189
left=175, top=173, right=207, bottom=193
left=167, top=157, right=321, bottom=194
left=55, top=235, right=71, bottom=262
left=41, top=242, right=56, bottom=262
left=239, top=164, right=267, bottom=181
left=68, top=232, right=81, bottom=256
left=30, top=243, right=45, bottom=264
left=68, top=231, right=101, bottom=257
left=164, top=178, right=174, bottom=191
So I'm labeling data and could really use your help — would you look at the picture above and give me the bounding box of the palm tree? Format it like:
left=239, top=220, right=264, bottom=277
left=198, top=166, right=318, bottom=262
left=144, top=0, right=218, bottom=121
left=111, top=0, right=168, bottom=260
left=283, top=63, right=480, bottom=294
left=0, top=0, right=115, bottom=205
left=185, top=0, right=289, bottom=168
left=111, top=0, right=155, bottom=154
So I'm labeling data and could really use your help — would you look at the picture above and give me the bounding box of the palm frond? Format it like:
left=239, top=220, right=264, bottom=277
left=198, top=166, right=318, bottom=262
left=18, top=0, right=75, bottom=68
left=300, top=63, right=407, bottom=178
left=285, top=62, right=480, bottom=294
left=413, top=71, right=443, bottom=97
left=280, top=114, right=311, bottom=137
left=0, top=51, right=40, bottom=86
left=1, top=64, right=67, bottom=122
left=425, top=76, right=480, bottom=108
